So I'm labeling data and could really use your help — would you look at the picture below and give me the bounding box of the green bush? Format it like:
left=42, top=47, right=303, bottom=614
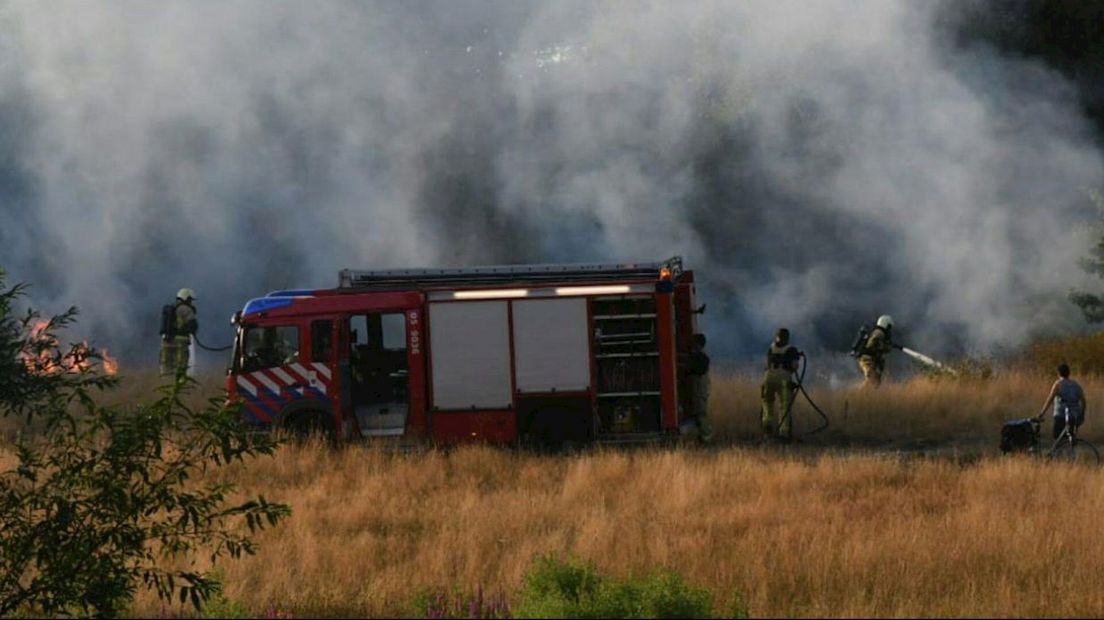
left=513, top=555, right=715, bottom=619
left=0, top=269, right=290, bottom=617
left=197, top=570, right=252, bottom=619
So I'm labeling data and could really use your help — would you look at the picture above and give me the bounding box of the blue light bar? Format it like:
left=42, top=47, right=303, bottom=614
left=242, top=297, right=294, bottom=316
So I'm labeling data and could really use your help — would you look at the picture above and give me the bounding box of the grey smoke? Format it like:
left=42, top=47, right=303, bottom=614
left=0, top=1, right=1101, bottom=368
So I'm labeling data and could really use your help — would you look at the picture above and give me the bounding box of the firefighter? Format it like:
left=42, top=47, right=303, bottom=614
left=857, top=315, right=896, bottom=388
left=761, top=328, right=801, bottom=442
left=688, top=333, right=713, bottom=444
left=159, top=288, right=198, bottom=376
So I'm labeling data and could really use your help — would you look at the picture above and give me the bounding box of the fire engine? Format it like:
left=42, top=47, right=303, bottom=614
left=226, top=257, right=706, bottom=446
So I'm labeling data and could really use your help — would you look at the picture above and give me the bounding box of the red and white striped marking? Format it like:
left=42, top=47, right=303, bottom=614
left=236, top=362, right=332, bottom=398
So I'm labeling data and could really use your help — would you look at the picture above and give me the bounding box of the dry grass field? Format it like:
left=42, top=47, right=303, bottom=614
left=87, top=369, right=1104, bottom=618
left=124, top=442, right=1104, bottom=618
left=710, top=368, right=1104, bottom=449
left=2, top=365, right=1100, bottom=617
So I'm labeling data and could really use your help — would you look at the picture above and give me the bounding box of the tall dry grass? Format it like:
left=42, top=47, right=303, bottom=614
left=9, top=369, right=1104, bottom=617
left=710, top=369, right=1104, bottom=449
left=87, top=367, right=1099, bottom=450
left=126, top=443, right=1104, bottom=618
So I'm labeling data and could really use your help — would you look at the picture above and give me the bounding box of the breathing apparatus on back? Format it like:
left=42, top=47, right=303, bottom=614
left=848, top=324, right=871, bottom=358
left=158, top=288, right=232, bottom=352
left=849, top=314, right=898, bottom=358
left=160, top=289, right=197, bottom=341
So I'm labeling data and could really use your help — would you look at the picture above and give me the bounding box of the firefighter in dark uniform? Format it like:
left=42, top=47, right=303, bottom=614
left=687, top=333, right=713, bottom=444
left=160, top=288, right=198, bottom=376
left=761, top=328, right=801, bottom=442
left=858, top=314, right=895, bottom=388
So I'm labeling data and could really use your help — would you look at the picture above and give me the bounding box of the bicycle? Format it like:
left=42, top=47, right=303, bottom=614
left=1034, top=410, right=1100, bottom=465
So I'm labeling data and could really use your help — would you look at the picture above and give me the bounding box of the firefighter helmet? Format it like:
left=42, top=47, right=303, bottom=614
left=876, top=314, right=894, bottom=329
left=176, top=288, right=196, bottom=302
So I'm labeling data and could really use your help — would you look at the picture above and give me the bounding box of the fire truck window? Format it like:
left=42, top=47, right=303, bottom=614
left=241, top=325, right=300, bottom=372
left=311, top=320, right=333, bottom=362
left=349, top=313, right=405, bottom=351
left=380, top=313, right=406, bottom=351
left=350, top=315, right=368, bottom=346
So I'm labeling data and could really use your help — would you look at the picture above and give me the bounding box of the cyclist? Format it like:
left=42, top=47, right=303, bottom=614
left=1034, top=363, right=1087, bottom=440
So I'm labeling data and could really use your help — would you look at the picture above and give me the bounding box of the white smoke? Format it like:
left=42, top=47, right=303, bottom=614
left=0, top=1, right=1101, bottom=365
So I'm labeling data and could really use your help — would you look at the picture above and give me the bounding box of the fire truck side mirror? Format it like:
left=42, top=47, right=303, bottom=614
left=694, top=304, right=706, bottom=315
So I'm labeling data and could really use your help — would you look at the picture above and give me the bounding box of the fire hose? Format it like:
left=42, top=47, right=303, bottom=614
left=777, top=352, right=831, bottom=438
left=773, top=344, right=953, bottom=440
left=193, top=334, right=232, bottom=352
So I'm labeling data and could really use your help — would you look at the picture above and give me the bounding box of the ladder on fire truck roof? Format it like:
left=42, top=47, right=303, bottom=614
left=338, top=256, right=683, bottom=291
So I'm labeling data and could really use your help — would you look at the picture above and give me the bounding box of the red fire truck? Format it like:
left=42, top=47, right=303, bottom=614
left=226, top=257, right=706, bottom=446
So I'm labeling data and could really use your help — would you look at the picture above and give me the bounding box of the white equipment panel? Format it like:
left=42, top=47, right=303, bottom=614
left=512, top=298, right=590, bottom=393
left=429, top=301, right=512, bottom=409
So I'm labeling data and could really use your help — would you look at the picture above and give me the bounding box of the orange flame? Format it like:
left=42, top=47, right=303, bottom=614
left=20, top=319, right=118, bottom=375
left=101, top=349, right=119, bottom=375
left=28, top=319, right=50, bottom=339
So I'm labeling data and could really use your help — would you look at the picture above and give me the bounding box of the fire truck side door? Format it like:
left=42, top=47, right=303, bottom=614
left=348, top=312, right=409, bottom=437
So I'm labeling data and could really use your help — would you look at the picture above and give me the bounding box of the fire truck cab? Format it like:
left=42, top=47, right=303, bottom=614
left=226, top=257, right=706, bottom=446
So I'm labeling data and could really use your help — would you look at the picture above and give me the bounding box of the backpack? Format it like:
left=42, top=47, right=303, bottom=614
left=159, top=304, right=177, bottom=339
left=849, top=324, right=871, bottom=358
left=1000, top=418, right=1039, bottom=453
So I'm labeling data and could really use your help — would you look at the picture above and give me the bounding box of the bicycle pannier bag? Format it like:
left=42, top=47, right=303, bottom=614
left=1000, top=418, right=1037, bottom=453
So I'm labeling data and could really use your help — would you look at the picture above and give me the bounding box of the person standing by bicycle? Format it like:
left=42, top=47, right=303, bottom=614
left=1035, top=363, right=1087, bottom=439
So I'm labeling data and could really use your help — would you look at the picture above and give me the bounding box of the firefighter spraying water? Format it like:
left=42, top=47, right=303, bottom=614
left=850, top=314, right=957, bottom=385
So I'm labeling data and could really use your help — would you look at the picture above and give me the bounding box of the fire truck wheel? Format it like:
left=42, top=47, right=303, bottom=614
left=280, top=410, right=333, bottom=441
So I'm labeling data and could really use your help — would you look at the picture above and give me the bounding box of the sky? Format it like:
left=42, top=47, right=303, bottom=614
left=1, top=1, right=1102, bottom=370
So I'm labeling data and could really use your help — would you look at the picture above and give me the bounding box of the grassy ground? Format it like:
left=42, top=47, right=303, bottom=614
left=129, top=442, right=1104, bottom=618
left=710, top=369, right=1099, bottom=450
left=98, top=370, right=1104, bottom=618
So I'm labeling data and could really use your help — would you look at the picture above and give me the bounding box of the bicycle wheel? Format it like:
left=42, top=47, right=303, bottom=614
left=1050, top=438, right=1101, bottom=465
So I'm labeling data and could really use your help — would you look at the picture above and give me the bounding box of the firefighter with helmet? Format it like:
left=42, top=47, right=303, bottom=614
left=858, top=314, right=897, bottom=388
left=761, top=327, right=802, bottom=442
left=159, top=288, right=198, bottom=376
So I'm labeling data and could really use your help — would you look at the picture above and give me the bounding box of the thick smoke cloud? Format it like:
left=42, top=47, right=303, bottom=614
left=0, top=1, right=1101, bottom=368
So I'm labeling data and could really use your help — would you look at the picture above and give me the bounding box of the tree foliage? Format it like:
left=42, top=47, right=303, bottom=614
left=0, top=268, right=290, bottom=617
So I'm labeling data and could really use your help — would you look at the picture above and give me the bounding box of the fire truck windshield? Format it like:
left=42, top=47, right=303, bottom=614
left=239, top=325, right=300, bottom=372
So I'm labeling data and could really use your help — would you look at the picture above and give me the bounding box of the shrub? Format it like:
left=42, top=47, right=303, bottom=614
left=0, top=269, right=290, bottom=617
left=513, top=555, right=714, bottom=619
